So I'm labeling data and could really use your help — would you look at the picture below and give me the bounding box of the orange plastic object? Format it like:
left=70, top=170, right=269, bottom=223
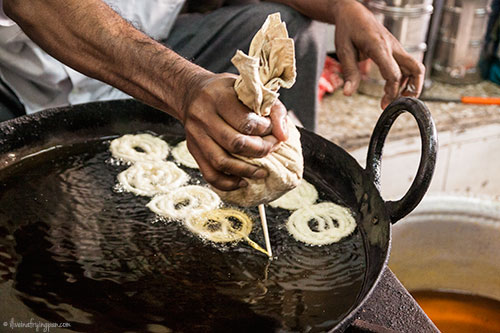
left=461, top=96, right=500, bottom=105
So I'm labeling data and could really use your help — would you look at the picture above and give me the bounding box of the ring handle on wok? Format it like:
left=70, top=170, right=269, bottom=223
left=366, top=97, right=437, bottom=224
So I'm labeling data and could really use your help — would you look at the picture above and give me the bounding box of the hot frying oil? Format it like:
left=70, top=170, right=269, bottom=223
left=0, top=137, right=366, bottom=333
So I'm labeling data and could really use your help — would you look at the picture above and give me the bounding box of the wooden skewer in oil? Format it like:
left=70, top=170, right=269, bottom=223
left=258, top=204, right=273, bottom=258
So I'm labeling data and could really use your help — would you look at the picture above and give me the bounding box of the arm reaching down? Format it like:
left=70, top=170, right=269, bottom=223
left=268, top=0, right=426, bottom=109
left=3, top=0, right=288, bottom=190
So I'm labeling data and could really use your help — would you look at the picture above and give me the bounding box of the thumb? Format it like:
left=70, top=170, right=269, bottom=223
left=269, top=101, right=288, bottom=142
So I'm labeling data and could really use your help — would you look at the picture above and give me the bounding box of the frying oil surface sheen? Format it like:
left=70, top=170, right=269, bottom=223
left=0, top=138, right=366, bottom=333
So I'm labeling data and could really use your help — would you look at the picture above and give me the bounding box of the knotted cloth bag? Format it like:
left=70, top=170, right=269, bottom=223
left=214, top=13, right=304, bottom=207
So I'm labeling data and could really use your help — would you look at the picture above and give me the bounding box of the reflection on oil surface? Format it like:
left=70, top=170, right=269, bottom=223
left=0, top=136, right=366, bottom=333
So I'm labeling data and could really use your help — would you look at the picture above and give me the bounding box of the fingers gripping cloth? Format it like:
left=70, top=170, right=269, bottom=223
left=215, top=13, right=304, bottom=207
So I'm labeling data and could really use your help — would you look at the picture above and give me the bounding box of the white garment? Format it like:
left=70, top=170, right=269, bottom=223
left=0, top=0, right=185, bottom=114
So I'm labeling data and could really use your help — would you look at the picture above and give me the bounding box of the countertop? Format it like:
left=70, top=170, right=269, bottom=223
left=317, top=80, right=500, bottom=151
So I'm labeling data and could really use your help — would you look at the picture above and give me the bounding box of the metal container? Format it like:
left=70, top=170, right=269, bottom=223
left=389, top=195, right=500, bottom=299
left=360, top=0, right=433, bottom=96
left=432, top=0, right=492, bottom=84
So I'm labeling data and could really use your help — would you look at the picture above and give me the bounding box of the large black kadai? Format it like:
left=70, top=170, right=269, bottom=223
left=0, top=97, right=437, bottom=332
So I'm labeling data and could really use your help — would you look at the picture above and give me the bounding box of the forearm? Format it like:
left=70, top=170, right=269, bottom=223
left=3, top=0, right=290, bottom=191
left=3, top=0, right=211, bottom=120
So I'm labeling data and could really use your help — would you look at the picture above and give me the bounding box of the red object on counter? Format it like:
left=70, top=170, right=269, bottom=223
left=318, top=56, right=372, bottom=101
left=318, top=56, right=344, bottom=101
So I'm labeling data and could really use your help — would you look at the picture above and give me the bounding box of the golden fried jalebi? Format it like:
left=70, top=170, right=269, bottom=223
left=186, top=208, right=268, bottom=255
